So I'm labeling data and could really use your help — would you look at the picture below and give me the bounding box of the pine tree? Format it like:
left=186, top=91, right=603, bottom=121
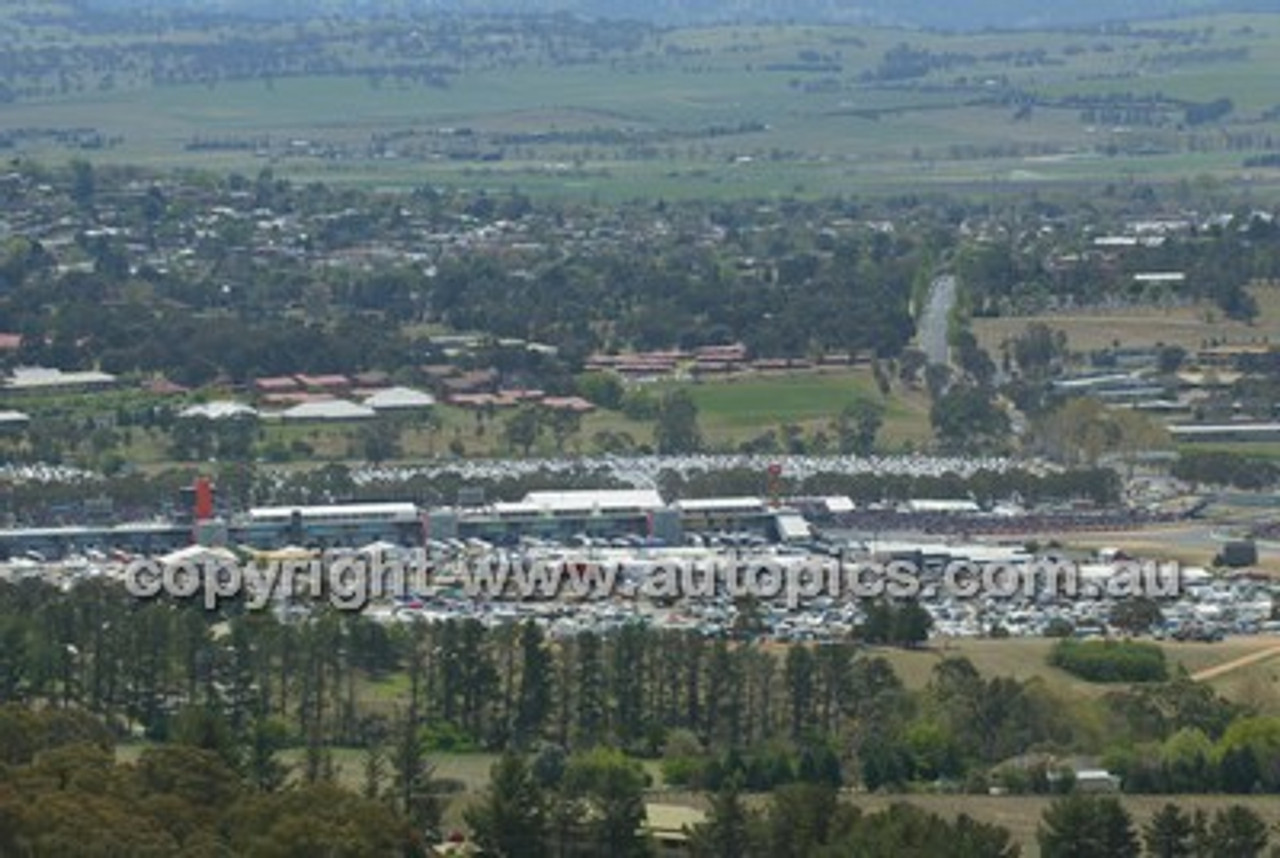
left=515, top=621, right=552, bottom=748
left=1206, top=805, right=1269, bottom=858
left=689, top=778, right=752, bottom=858
left=574, top=632, right=605, bottom=746
left=1038, top=794, right=1138, bottom=858
left=784, top=645, right=814, bottom=741
left=465, top=753, right=549, bottom=858
left=391, top=706, right=441, bottom=841
left=1142, top=803, right=1193, bottom=858
left=563, top=749, right=649, bottom=858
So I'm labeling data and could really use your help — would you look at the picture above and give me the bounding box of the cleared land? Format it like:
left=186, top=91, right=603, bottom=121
left=971, top=284, right=1280, bottom=356
left=871, top=636, right=1280, bottom=714
left=8, top=7, right=1280, bottom=198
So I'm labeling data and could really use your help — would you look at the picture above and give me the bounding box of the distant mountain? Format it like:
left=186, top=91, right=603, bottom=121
left=80, top=0, right=1277, bottom=28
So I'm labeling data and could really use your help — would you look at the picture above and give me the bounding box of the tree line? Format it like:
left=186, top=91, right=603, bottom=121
left=469, top=760, right=1280, bottom=858
left=2, top=577, right=1276, bottom=799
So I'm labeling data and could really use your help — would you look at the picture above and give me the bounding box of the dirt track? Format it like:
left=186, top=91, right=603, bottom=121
left=1190, top=643, right=1280, bottom=682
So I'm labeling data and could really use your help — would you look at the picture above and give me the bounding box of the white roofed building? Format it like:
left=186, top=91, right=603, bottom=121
left=903, top=499, right=981, bottom=514
left=674, top=497, right=768, bottom=515
left=180, top=401, right=259, bottom=420
left=363, top=386, right=437, bottom=411
left=516, top=489, right=665, bottom=515
left=6, top=366, right=117, bottom=392
left=157, top=544, right=239, bottom=567
left=249, top=503, right=419, bottom=523
left=280, top=399, right=377, bottom=421
left=774, top=512, right=812, bottom=542
left=0, top=410, right=31, bottom=429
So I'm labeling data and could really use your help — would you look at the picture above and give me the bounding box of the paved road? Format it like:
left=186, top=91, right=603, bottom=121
left=919, top=274, right=957, bottom=366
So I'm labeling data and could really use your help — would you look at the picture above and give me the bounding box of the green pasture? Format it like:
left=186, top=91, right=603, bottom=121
left=655, top=369, right=932, bottom=448
left=6, top=11, right=1280, bottom=197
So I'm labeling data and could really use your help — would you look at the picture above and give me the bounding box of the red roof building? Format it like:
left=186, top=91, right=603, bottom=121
left=254, top=376, right=301, bottom=393
left=295, top=374, right=351, bottom=392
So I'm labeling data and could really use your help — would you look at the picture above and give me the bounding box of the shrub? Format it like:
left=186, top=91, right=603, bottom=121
left=1048, top=639, right=1167, bottom=683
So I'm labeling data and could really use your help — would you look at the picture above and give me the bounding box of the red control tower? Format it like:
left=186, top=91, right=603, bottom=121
left=193, top=475, right=214, bottom=522
left=767, top=463, right=782, bottom=508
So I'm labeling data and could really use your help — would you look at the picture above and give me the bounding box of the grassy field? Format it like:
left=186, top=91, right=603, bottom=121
left=8, top=9, right=1280, bottom=198
left=1176, top=441, right=1280, bottom=460
left=870, top=636, right=1280, bottom=712
left=660, top=369, right=932, bottom=450
left=6, top=366, right=931, bottom=469
left=288, top=367, right=929, bottom=460
left=1198, top=649, right=1280, bottom=712
left=971, top=284, right=1280, bottom=356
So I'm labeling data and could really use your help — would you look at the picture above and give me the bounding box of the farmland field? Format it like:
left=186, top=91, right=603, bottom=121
left=8, top=5, right=1280, bottom=199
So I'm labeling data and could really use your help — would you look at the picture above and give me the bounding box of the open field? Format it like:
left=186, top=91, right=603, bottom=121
left=870, top=636, right=1280, bottom=717
left=661, top=369, right=931, bottom=450
left=1198, top=649, right=1280, bottom=713
left=1189, top=642, right=1280, bottom=682
left=405, top=367, right=930, bottom=457
left=1176, top=441, right=1280, bottom=460
left=869, top=636, right=1280, bottom=699
left=8, top=8, right=1280, bottom=198
left=1054, top=524, right=1228, bottom=568
left=971, top=284, right=1280, bottom=356
left=22, top=366, right=930, bottom=469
